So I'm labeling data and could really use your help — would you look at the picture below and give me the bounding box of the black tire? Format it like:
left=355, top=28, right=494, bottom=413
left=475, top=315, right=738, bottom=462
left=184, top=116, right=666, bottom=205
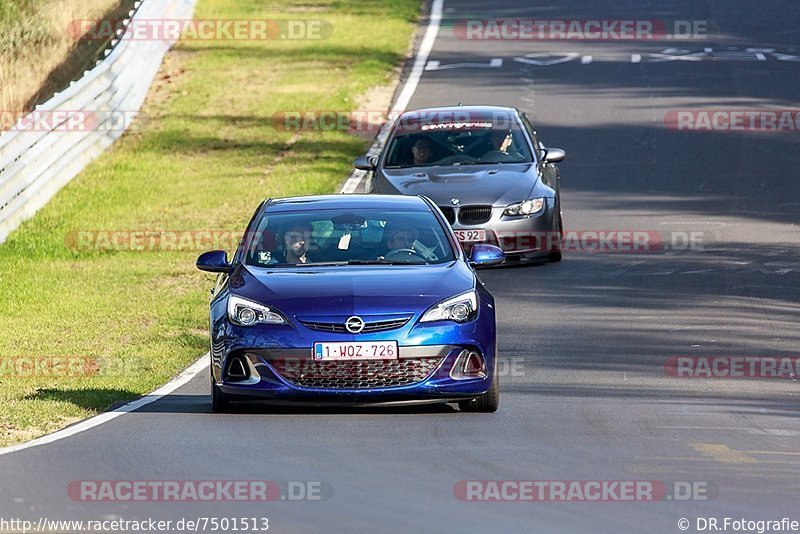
left=211, top=375, right=231, bottom=413
left=459, top=369, right=500, bottom=413
left=549, top=209, right=563, bottom=262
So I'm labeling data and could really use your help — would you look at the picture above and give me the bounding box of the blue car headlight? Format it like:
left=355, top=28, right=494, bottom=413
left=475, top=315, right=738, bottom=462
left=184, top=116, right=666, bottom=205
left=504, top=197, right=544, bottom=216
left=420, top=290, right=478, bottom=323
left=227, top=295, right=286, bottom=326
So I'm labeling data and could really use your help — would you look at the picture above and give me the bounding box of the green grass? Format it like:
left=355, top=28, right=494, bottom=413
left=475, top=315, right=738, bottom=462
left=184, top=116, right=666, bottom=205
left=0, top=0, right=419, bottom=446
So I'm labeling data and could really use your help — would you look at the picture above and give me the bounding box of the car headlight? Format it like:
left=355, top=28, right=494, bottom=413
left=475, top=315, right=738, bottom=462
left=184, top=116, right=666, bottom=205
left=504, top=197, right=545, bottom=216
left=420, top=290, right=478, bottom=323
left=227, top=295, right=286, bottom=326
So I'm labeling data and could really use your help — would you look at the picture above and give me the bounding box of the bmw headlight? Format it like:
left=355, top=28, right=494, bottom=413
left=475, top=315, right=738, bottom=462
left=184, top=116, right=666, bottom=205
left=504, top=197, right=545, bottom=216
left=227, top=295, right=286, bottom=326
left=420, top=290, right=478, bottom=323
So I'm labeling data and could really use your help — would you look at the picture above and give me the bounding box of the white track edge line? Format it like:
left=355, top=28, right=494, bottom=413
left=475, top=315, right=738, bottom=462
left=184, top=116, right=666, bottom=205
left=1, top=0, right=445, bottom=456
left=340, top=0, right=443, bottom=194
left=0, top=355, right=208, bottom=456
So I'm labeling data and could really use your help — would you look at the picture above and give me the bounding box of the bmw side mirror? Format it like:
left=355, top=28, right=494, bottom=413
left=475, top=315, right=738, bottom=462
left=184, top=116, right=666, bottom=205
left=197, top=250, right=231, bottom=273
left=353, top=155, right=377, bottom=171
left=542, top=147, right=566, bottom=164
left=469, top=244, right=505, bottom=267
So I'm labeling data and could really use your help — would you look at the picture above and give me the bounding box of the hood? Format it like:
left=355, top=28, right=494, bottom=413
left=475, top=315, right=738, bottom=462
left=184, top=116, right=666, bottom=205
left=381, top=163, right=538, bottom=206
left=229, top=261, right=475, bottom=319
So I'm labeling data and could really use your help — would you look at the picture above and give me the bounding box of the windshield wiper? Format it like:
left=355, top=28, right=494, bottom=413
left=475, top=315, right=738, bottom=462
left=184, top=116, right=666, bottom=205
left=268, top=262, right=347, bottom=267
left=346, top=259, right=426, bottom=265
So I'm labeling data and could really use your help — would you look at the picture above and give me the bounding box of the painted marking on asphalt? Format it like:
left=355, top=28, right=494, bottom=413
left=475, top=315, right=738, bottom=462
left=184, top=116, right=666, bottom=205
left=0, top=355, right=208, bottom=456
left=340, top=0, right=443, bottom=194
left=774, top=52, right=800, bottom=62
left=742, top=450, right=800, bottom=456
left=391, top=0, right=443, bottom=114
left=513, top=53, right=580, bottom=66
left=627, top=464, right=800, bottom=476
left=691, top=443, right=758, bottom=464
left=424, top=58, right=503, bottom=71
left=657, top=426, right=800, bottom=438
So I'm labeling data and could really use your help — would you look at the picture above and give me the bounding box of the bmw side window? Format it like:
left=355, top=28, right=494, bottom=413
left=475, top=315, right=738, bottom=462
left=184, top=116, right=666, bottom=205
left=521, top=116, right=543, bottom=163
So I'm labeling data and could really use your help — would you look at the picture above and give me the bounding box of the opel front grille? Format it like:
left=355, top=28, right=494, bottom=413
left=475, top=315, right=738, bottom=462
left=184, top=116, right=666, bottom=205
left=271, top=357, right=443, bottom=389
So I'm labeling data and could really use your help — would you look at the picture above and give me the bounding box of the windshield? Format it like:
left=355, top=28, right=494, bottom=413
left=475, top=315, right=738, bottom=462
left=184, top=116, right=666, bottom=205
left=384, top=114, right=533, bottom=168
left=243, top=208, right=456, bottom=267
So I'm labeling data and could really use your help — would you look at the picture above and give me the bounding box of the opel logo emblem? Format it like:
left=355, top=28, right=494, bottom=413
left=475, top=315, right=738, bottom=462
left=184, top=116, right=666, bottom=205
left=451, top=198, right=460, bottom=206
left=345, top=316, right=365, bottom=334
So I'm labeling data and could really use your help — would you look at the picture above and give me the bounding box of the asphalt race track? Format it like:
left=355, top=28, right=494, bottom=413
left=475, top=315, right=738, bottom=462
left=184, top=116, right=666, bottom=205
left=1, top=1, right=799, bottom=532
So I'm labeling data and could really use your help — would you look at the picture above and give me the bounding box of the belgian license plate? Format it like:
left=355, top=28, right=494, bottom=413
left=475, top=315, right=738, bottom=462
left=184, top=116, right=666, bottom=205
left=313, top=341, right=398, bottom=361
left=455, top=229, right=487, bottom=242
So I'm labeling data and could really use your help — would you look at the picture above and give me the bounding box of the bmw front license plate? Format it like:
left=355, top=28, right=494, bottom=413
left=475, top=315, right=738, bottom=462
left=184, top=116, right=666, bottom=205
left=313, top=341, right=398, bottom=361
left=454, top=230, right=486, bottom=242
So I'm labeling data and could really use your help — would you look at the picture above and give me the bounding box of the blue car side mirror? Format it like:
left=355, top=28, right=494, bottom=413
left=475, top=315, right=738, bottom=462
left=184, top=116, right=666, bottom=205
left=469, top=244, right=504, bottom=266
left=197, top=250, right=231, bottom=273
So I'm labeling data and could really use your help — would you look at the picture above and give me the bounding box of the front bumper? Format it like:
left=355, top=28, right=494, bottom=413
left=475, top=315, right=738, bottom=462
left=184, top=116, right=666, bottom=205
left=451, top=199, right=559, bottom=263
left=210, top=309, right=496, bottom=405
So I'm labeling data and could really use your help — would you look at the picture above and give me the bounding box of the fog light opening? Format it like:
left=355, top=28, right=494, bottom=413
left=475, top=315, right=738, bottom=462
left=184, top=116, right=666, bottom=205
left=464, top=352, right=485, bottom=375
left=450, top=349, right=487, bottom=380
left=226, top=356, right=248, bottom=380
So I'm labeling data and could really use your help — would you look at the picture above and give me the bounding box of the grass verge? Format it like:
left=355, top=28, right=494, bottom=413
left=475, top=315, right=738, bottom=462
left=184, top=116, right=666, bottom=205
left=0, top=0, right=138, bottom=128
left=0, top=0, right=419, bottom=446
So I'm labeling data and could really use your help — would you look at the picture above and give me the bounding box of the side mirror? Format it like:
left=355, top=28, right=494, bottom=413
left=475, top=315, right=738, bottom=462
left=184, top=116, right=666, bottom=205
left=197, top=250, right=231, bottom=273
left=353, top=155, right=377, bottom=171
left=469, top=244, right=505, bottom=267
left=542, top=147, right=566, bottom=164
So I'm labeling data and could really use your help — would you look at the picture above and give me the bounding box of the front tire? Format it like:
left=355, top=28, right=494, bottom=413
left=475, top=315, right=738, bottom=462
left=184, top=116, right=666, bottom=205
left=459, top=369, right=500, bottom=413
left=549, top=207, right=563, bottom=262
left=211, top=375, right=231, bottom=413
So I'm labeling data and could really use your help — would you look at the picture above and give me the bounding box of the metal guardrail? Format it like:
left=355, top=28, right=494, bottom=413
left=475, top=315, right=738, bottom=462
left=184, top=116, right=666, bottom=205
left=0, top=0, right=195, bottom=244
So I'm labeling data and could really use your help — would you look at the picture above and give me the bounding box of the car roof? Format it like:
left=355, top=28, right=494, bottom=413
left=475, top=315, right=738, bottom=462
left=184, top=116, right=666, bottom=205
left=264, top=194, right=431, bottom=213
left=399, top=105, right=521, bottom=119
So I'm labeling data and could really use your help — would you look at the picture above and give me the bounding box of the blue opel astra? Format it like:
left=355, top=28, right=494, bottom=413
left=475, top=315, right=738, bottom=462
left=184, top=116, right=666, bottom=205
left=196, top=194, right=504, bottom=412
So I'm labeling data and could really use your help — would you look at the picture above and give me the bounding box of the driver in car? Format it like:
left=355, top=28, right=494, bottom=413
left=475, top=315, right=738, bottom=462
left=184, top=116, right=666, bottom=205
left=378, top=224, right=438, bottom=262
left=385, top=225, right=418, bottom=252
left=411, top=137, right=435, bottom=166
